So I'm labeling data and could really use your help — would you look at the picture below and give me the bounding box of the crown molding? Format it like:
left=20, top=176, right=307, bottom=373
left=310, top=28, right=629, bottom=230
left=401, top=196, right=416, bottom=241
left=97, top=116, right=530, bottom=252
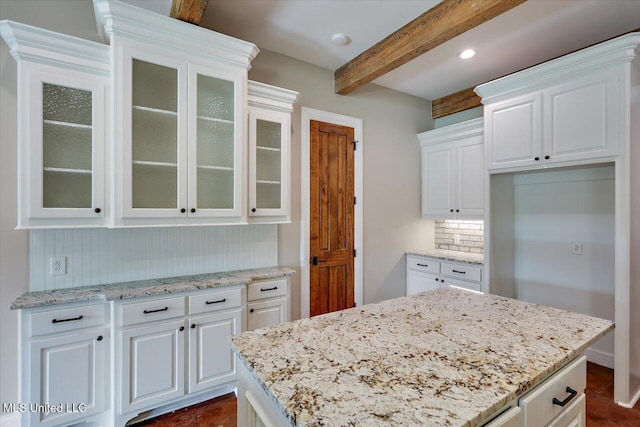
left=248, top=80, right=300, bottom=113
left=417, top=117, right=483, bottom=147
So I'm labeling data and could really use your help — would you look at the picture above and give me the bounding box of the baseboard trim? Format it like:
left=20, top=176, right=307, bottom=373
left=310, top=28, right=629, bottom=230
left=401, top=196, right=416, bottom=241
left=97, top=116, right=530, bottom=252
left=0, top=412, right=21, bottom=427
left=618, top=386, right=640, bottom=409
left=584, top=347, right=614, bottom=369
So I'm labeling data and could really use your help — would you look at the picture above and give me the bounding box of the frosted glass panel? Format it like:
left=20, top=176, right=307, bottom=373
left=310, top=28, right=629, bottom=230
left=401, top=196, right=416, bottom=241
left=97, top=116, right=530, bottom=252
left=131, top=59, right=178, bottom=209
left=132, top=164, right=177, bottom=209
left=197, top=75, right=234, bottom=122
left=197, top=120, right=234, bottom=168
left=197, top=169, right=234, bottom=209
left=42, top=83, right=92, bottom=208
left=255, top=119, right=282, bottom=210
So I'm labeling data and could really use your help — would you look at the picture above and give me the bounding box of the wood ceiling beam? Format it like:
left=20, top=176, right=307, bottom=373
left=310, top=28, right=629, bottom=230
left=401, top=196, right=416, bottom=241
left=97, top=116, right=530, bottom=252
left=170, top=0, right=209, bottom=25
left=432, top=26, right=640, bottom=119
left=334, top=0, right=527, bottom=95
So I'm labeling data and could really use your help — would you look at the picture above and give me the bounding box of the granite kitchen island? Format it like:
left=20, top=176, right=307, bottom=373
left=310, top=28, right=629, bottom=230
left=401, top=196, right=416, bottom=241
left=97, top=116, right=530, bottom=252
left=231, top=287, right=613, bottom=427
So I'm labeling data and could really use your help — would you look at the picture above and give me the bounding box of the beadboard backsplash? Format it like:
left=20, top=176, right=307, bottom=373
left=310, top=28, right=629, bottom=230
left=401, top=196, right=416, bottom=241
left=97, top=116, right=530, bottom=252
left=30, top=225, right=278, bottom=291
left=434, top=220, right=484, bottom=253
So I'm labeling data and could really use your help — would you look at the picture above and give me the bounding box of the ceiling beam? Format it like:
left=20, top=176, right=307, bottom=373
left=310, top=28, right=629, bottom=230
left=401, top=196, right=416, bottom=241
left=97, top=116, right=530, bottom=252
left=170, top=0, right=209, bottom=25
left=431, top=26, right=640, bottom=119
left=334, top=0, right=527, bottom=95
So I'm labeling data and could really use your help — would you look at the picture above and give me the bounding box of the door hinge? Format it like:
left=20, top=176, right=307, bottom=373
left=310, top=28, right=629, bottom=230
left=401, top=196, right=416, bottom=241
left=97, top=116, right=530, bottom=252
left=352, top=140, right=358, bottom=150
left=354, top=196, right=356, bottom=205
left=354, top=249, right=356, bottom=258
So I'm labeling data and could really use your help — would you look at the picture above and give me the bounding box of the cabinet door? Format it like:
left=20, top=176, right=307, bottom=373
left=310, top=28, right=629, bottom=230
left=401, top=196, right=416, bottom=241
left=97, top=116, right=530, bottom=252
left=248, top=297, right=288, bottom=331
left=406, top=270, right=441, bottom=296
left=421, top=143, right=455, bottom=218
left=120, top=319, right=185, bottom=413
left=188, top=309, right=241, bottom=394
left=543, top=69, right=619, bottom=164
left=456, top=135, right=484, bottom=218
left=188, top=64, right=244, bottom=219
left=24, top=66, right=106, bottom=226
left=485, top=93, right=542, bottom=171
left=28, top=330, right=107, bottom=427
left=248, top=108, right=289, bottom=219
left=548, top=394, right=585, bottom=427
left=120, top=46, right=188, bottom=219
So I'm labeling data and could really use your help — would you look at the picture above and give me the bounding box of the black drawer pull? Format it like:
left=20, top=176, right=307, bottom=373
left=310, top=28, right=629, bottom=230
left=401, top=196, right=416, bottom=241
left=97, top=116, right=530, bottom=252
left=553, top=387, right=577, bottom=407
left=52, top=315, right=83, bottom=324
left=143, top=307, right=168, bottom=314
left=452, top=269, right=466, bottom=274
left=416, top=263, right=429, bottom=267
left=261, top=286, right=278, bottom=292
left=205, top=298, right=226, bottom=305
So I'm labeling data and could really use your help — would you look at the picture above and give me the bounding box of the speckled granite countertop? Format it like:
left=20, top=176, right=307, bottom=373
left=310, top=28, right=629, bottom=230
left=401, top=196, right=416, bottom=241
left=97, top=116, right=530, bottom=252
left=407, top=249, right=484, bottom=265
left=11, top=267, right=295, bottom=310
left=232, top=287, right=613, bottom=427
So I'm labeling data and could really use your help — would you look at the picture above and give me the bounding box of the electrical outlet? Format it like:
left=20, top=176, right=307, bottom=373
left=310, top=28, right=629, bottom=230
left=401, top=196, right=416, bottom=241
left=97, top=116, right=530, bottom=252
left=50, top=257, right=66, bottom=276
left=572, top=242, right=583, bottom=255
left=454, top=234, right=461, bottom=245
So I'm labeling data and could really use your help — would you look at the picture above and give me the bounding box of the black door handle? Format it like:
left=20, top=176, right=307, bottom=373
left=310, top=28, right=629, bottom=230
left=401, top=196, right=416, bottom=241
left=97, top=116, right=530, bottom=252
left=552, top=387, right=577, bottom=407
left=312, top=256, right=327, bottom=266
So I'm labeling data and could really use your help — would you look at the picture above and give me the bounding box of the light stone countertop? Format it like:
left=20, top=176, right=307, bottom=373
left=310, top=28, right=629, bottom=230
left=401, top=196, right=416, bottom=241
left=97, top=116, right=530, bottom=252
left=11, top=267, right=295, bottom=310
left=407, top=248, right=484, bottom=265
left=231, top=287, right=613, bottom=427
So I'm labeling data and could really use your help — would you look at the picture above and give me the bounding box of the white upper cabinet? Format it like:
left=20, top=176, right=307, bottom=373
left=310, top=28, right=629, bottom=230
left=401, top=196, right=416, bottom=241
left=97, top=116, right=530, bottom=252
left=247, top=81, right=300, bottom=223
left=0, top=22, right=110, bottom=229
left=476, top=36, right=630, bottom=173
left=418, top=118, right=484, bottom=220
left=94, top=0, right=258, bottom=227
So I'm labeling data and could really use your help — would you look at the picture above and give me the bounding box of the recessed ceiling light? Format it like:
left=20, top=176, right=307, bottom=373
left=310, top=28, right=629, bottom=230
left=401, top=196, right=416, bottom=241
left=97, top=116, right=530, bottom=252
left=459, top=49, right=476, bottom=59
left=331, top=33, right=351, bottom=46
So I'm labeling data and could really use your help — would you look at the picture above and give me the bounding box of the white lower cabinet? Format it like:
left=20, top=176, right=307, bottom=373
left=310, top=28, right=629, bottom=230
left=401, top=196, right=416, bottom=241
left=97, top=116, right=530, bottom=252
left=406, top=254, right=483, bottom=295
left=548, top=394, right=585, bottom=427
left=23, top=303, right=109, bottom=427
left=247, top=278, right=289, bottom=330
left=406, top=270, right=441, bottom=296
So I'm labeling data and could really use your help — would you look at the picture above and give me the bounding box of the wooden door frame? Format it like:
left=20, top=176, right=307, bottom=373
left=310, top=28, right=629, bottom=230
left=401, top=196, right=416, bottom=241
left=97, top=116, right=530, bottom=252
left=301, top=107, right=363, bottom=318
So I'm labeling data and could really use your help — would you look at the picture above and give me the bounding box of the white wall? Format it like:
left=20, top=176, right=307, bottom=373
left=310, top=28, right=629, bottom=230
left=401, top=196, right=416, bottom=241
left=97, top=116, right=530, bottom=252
left=513, top=166, right=615, bottom=365
left=248, top=50, right=435, bottom=313
left=0, top=0, right=435, bottom=413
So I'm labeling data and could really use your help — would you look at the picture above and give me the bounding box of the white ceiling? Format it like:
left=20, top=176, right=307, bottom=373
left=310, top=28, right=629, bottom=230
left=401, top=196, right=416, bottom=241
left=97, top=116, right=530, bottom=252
left=122, top=0, right=640, bottom=101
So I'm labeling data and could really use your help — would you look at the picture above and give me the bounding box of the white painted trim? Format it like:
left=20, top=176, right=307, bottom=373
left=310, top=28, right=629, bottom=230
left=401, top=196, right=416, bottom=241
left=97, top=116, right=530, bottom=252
left=583, top=347, right=614, bottom=370
left=300, top=107, right=363, bottom=318
left=0, top=412, right=20, bottom=427
left=618, top=386, right=640, bottom=409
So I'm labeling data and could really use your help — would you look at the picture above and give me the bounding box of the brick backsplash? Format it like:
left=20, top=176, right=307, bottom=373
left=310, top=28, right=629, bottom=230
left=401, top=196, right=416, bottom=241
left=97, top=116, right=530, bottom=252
left=434, top=220, right=484, bottom=253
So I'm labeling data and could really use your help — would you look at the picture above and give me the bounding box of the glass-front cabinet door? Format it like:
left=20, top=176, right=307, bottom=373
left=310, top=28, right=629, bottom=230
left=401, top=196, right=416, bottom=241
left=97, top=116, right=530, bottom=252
left=25, top=68, right=106, bottom=225
left=120, top=48, right=188, bottom=219
left=188, top=65, right=243, bottom=218
left=248, top=108, right=289, bottom=218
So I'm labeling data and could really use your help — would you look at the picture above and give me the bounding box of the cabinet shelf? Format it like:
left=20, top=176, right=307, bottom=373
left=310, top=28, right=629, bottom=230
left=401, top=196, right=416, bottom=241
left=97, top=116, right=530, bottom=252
left=256, top=146, right=281, bottom=152
left=132, top=160, right=178, bottom=168
left=256, top=180, right=280, bottom=185
left=197, top=165, right=234, bottom=171
left=44, top=119, right=92, bottom=130
left=43, top=167, right=92, bottom=175
left=132, top=105, right=178, bottom=116
left=197, top=115, right=233, bottom=125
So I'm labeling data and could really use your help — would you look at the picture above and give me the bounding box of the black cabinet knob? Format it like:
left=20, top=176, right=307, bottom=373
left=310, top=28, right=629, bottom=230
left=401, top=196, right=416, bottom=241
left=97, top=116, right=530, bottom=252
left=250, top=308, right=254, bottom=313
left=435, top=278, right=439, bottom=282
left=179, top=326, right=185, bottom=331
left=94, top=208, right=101, bottom=213
left=534, top=157, right=540, bottom=161
left=190, top=208, right=196, bottom=213
left=251, top=208, right=256, bottom=213
left=180, top=208, right=186, bottom=213
left=450, top=209, right=454, bottom=213
left=191, top=324, right=196, bottom=329
left=545, top=155, right=550, bottom=160
left=441, top=279, right=445, bottom=283
left=97, top=335, right=103, bottom=341
left=456, top=209, right=459, bottom=213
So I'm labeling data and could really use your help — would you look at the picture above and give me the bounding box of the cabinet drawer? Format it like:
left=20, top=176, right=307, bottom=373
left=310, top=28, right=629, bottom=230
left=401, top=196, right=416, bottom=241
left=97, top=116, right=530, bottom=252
left=441, top=262, right=482, bottom=282
left=407, top=255, right=440, bottom=274
left=519, top=356, right=586, bottom=427
left=188, top=288, right=242, bottom=315
left=248, top=278, right=287, bottom=302
left=29, top=303, right=107, bottom=337
left=484, top=406, right=522, bottom=427
left=120, top=296, right=185, bottom=327
left=443, top=276, right=483, bottom=293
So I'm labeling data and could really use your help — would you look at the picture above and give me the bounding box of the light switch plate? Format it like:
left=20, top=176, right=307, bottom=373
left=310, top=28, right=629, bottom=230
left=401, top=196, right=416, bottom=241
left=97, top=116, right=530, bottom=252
left=454, top=234, right=461, bottom=245
left=572, top=242, right=583, bottom=255
left=50, top=257, right=66, bottom=276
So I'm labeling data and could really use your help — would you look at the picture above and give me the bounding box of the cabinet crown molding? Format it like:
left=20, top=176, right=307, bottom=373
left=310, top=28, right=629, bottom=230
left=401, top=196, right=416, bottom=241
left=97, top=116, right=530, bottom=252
left=475, top=32, right=640, bottom=104
left=418, top=117, right=483, bottom=147
left=0, top=20, right=110, bottom=75
left=92, top=0, right=259, bottom=70
left=248, top=80, right=300, bottom=113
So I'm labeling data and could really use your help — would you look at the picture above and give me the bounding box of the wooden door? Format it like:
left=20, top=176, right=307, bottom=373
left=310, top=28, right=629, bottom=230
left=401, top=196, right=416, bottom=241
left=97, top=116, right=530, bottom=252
left=310, top=120, right=355, bottom=316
